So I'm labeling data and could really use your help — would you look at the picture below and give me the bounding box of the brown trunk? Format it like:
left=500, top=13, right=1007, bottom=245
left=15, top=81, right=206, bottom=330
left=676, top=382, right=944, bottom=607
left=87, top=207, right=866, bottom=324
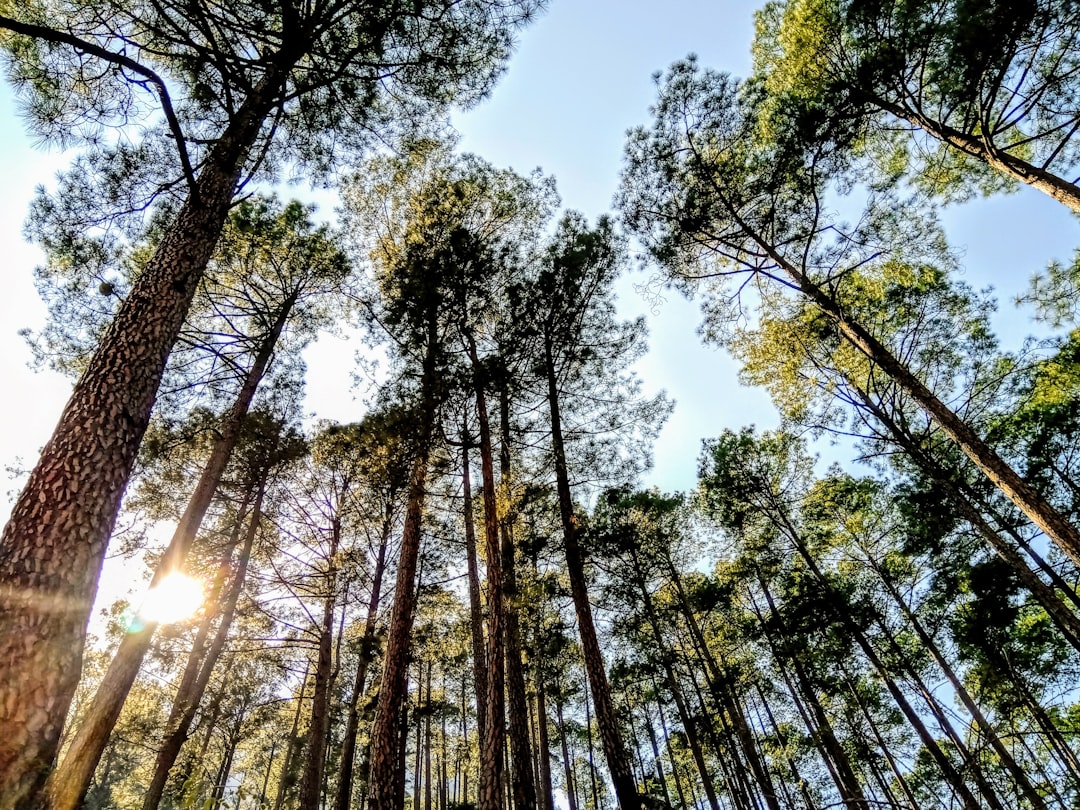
left=641, top=700, right=674, bottom=810
left=299, top=515, right=342, bottom=810
left=48, top=289, right=295, bottom=810
left=729, top=201, right=1080, bottom=567
left=768, top=515, right=982, bottom=809
left=544, top=341, right=640, bottom=810
left=784, top=255, right=1080, bottom=567
left=273, top=663, right=310, bottom=810
left=628, top=552, right=720, bottom=810
left=0, top=80, right=283, bottom=807
left=749, top=584, right=868, bottom=809
left=554, top=692, right=579, bottom=810
left=335, top=512, right=392, bottom=810
left=848, top=381, right=1080, bottom=651
left=142, top=480, right=266, bottom=810
left=869, top=556, right=1048, bottom=809
left=872, top=93, right=1080, bottom=215
left=461, top=416, right=490, bottom=743
left=499, top=387, right=538, bottom=810
left=468, top=338, right=506, bottom=810
left=535, top=684, right=556, bottom=810
left=368, top=309, right=440, bottom=810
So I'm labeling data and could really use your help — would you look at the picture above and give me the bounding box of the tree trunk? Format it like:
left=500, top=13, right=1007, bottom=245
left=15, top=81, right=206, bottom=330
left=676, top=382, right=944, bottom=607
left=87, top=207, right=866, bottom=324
left=749, top=584, right=869, bottom=809
left=499, top=386, right=538, bottom=810
left=468, top=340, right=506, bottom=810
left=872, top=93, right=1080, bottom=215
left=461, top=415, right=490, bottom=744
left=335, top=511, right=392, bottom=810
left=299, top=516, right=342, bottom=810
left=142, top=479, right=266, bottom=810
left=535, top=684, right=556, bottom=810
left=848, top=381, right=1080, bottom=651
left=544, top=341, right=640, bottom=810
left=554, top=693, right=579, bottom=810
left=0, top=80, right=282, bottom=806
left=274, top=663, right=310, bottom=810
left=869, top=556, right=1048, bottom=809
left=47, top=289, right=295, bottom=810
left=368, top=310, right=440, bottom=810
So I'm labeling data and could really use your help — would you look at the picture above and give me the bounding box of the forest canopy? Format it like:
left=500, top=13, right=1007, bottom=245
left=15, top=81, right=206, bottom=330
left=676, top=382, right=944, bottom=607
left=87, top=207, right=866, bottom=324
left=0, top=1, right=1079, bottom=810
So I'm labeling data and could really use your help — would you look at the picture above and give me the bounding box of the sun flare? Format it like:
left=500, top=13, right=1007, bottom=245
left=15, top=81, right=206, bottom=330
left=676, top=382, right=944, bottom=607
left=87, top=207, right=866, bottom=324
left=137, top=572, right=205, bottom=625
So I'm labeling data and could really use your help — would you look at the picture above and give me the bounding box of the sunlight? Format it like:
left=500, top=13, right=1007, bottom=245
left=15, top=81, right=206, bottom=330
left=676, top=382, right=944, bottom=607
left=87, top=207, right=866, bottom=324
left=136, top=572, right=205, bottom=625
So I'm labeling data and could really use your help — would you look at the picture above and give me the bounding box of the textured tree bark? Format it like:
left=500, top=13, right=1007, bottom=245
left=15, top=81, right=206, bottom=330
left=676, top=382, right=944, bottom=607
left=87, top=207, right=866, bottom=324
left=142, top=481, right=265, bottom=810
left=543, top=342, right=640, bottom=810
left=0, top=76, right=281, bottom=806
left=784, top=257, right=1080, bottom=568
left=335, top=514, right=391, bottom=810
left=726, top=207, right=1080, bottom=568
left=48, top=285, right=295, bottom=810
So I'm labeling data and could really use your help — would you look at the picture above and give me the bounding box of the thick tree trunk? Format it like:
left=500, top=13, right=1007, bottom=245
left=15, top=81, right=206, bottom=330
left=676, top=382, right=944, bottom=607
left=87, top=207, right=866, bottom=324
left=335, top=513, right=392, bottom=810
left=0, top=81, right=281, bottom=806
left=142, top=480, right=265, bottom=810
left=782, top=254, right=1080, bottom=566
left=544, top=343, right=640, bottom=810
left=46, top=287, right=295, bottom=810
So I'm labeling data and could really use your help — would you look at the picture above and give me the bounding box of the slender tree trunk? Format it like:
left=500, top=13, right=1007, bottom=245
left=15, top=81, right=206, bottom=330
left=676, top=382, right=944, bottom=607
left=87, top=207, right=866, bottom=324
left=767, top=516, right=982, bottom=809
left=535, top=684, right=556, bottom=810
left=554, top=693, right=579, bottom=810
left=641, top=700, right=674, bottom=810
left=499, top=387, right=538, bottom=810
left=749, top=584, right=869, bottom=809
left=273, top=664, right=310, bottom=810
left=336, top=512, right=392, bottom=810
left=48, top=292, right=295, bottom=810
left=544, top=342, right=640, bottom=810
left=299, top=517, right=342, bottom=810
left=142, top=479, right=266, bottom=810
left=468, top=343, right=507, bottom=810
left=0, top=80, right=285, bottom=806
left=369, top=312, right=440, bottom=810
left=629, top=558, right=720, bottom=810
left=869, top=557, right=1048, bottom=809
left=461, top=417, right=490, bottom=744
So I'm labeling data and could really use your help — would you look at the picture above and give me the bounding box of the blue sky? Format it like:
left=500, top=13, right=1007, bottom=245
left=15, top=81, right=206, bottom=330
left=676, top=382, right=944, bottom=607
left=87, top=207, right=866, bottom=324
left=1, top=0, right=1078, bottom=523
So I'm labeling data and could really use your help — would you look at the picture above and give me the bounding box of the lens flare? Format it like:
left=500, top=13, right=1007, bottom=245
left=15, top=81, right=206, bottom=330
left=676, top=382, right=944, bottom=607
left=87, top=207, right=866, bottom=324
left=136, top=572, right=205, bottom=625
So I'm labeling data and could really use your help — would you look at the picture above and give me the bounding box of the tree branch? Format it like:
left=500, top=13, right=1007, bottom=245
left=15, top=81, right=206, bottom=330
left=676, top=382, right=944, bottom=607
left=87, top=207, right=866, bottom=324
left=0, top=14, right=199, bottom=199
